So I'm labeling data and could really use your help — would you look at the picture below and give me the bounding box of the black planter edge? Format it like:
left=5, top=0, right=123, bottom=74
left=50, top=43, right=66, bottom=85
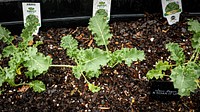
left=0, top=14, right=144, bottom=26
left=1, top=12, right=200, bottom=26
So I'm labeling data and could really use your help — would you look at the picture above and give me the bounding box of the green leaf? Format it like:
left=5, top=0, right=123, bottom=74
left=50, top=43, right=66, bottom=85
left=108, top=50, right=122, bottom=67
left=170, top=65, right=198, bottom=96
left=61, top=35, right=79, bottom=58
left=88, top=13, right=112, bottom=46
left=188, top=19, right=200, bottom=33
left=72, top=65, right=102, bottom=79
left=123, top=48, right=145, bottom=66
left=186, top=62, right=200, bottom=79
left=188, top=19, right=200, bottom=50
left=166, top=43, right=185, bottom=65
left=4, top=67, right=15, bottom=80
left=29, top=80, right=45, bottom=93
left=26, top=47, right=37, bottom=57
left=79, top=48, right=109, bottom=72
left=2, top=45, right=18, bottom=57
left=85, top=70, right=101, bottom=79
left=146, top=61, right=170, bottom=79
left=88, top=83, right=100, bottom=93
left=155, top=61, right=170, bottom=71
left=23, top=47, right=52, bottom=75
left=8, top=52, right=24, bottom=70
left=33, top=41, right=43, bottom=48
left=72, top=48, right=110, bottom=79
left=4, top=67, right=16, bottom=86
left=0, top=67, right=5, bottom=87
left=6, top=78, right=16, bottom=86
left=146, top=69, right=163, bottom=79
left=61, top=35, right=78, bottom=49
left=72, top=65, right=82, bottom=79
left=19, top=14, right=39, bottom=49
left=191, top=32, right=200, bottom=50
left=25, top=70, right=41, bottom=79
left=109, top=48, right=145, bottom=67
left=0, top=25, right=14, bottom=45
left=24, top=52, right=52, bottom=74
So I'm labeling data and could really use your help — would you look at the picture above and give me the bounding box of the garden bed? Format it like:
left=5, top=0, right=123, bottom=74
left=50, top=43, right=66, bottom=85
left=0, top=13, right=200, bottom=111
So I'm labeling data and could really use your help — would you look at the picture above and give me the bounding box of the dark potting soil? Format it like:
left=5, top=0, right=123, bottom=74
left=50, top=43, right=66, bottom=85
left=0, top=13, right=200, bottom=112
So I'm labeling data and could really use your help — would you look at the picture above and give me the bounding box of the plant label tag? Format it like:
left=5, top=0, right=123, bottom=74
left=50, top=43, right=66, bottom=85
left=161, top=0, right=182, bottom=25
left=150, top=81, right=180, bottom=101
left=93, top=0, right=111, bottom=20
left=22, top=2, right=41, bottom=35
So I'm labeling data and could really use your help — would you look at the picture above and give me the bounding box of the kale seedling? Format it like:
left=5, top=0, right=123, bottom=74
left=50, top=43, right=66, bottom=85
left=147, top=19, right=200, bottom=96
left=0, top=14, right=52, bottom=93
left=51, top=13, right=145, bottom=92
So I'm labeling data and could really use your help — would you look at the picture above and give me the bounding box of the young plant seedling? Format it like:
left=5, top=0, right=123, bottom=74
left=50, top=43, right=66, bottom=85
left=51, top=13, right=145, bottom=93
left=0, top=14, right=52, bottom=93
left=147, top=19, right=200, bottom=96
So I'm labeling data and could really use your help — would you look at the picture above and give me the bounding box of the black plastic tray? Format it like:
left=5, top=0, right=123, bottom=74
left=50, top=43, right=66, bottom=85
left=1, top=0, right=200, bottom=33
left=1, top=0, right=200, bottom=24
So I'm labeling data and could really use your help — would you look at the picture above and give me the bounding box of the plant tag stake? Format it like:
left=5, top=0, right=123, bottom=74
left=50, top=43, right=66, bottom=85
left=150, top=81, right=180, bottom=101
left=161, top=0, right=182, bottom=25
left=22, top=2, right=41, bottom=35
left=93, top=0, right=111, bottom=20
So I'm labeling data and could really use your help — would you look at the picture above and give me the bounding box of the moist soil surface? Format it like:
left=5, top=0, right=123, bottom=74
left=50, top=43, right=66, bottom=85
left=0, top=13, right=200, bottom=112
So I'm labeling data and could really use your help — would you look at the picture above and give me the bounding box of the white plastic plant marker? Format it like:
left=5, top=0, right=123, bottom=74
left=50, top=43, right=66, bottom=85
left=22, top=2, right=41, bottom=35
left=93, top=0, right=111, bottom=20
left=161, top=0, right=182, bottom=25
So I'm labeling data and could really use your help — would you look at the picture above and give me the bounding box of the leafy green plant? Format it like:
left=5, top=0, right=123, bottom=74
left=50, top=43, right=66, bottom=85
left=51, top=13, right=145, bottom=93
left=147, top=19, right=200, bottom=96
left=0, top=14, right=52, bottom=93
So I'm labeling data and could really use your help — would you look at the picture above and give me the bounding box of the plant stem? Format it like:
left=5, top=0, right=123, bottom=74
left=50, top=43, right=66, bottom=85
left=194, top=50, right=199, bottom=62
left=105, top=45, right=109, bottom=54
left=187, top=48, right=199, bottom=65
left=189, top=49, right=197, bottom=62
left=50, top=65, right=74, bottom=68
left=111, top=62, right=119, bottom=67
left=195, top=79, right=200, bottom=88
left=15, top=83, right=28, bottom=86
left=81, top=73, right=90, bottom=84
